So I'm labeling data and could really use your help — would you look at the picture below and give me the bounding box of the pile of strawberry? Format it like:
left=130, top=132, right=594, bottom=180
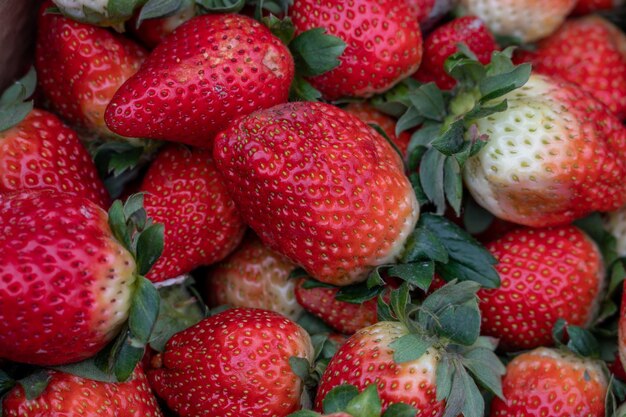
left=2, top=0, right=626, bottom=416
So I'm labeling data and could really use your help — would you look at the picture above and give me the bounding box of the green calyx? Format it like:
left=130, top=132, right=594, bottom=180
left=378, top=281, right=505, bottom=417
left=0, top=67, right=36, bottom=133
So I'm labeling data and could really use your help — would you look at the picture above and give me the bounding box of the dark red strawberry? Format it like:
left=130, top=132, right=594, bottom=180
left=213, top=102, right=419, bottom=286
left=140, top=145, right=245, bottom=282
left=290, top=0, right=422, bottom=100
left=413, top=16, right=497, bottom=90
left=148, top=308, right=313, bottom=417
left=106, top=14, right=294, bottom=148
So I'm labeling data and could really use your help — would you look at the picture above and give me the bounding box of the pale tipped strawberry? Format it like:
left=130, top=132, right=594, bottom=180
left=148, top=308, right=314, bottom=417
left=413, top=16, right=498, bottom=90
left=458, top=0, right=576, bottom=42
left=316, top=281, right=505, bottom=417
left=206, top=235, right=303, bottom=320
left=2, top=366, right=163, bottom=417
left=344, top=102, right=411, bottom=156
left=0, top=69, right=108, bottom=207
left=516, top=16, right=626, bottom=119
left=478, top=226, right=604, bottom=351
left=36, top=2, right=147, bottom=141
left=290, top=0, right=422, bottom=100
left=0, top=190, right=162, bottom=379
left=213, top=102, right=419, bottom=286
left=139, top=145, right=245, bottom=282
left=105, top=14, right=294, bottom=148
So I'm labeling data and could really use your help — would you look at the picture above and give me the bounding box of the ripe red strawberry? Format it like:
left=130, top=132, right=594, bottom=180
left=515, top=16, right=626, bottom=120
left=344, top=102, right=410, bottom=156
left=36, top=2, right=147, bottom=139
left=213, top=102, right=419, bottom=286
left=490, top=347, right=608, bottom=416
left=294, top=279, right=379, bottom=334
left=0, top=108, right=109, bottom=207
left=464, top=74, right=626, bottom=227
left=478, top=226, right=604, bottom=351
left=0, top=190, right=137, bottom=365
left=206, top=235, right=303, bottom=320
left=148, top=308, right=313, bottom=417
left=106, top=14, right=294, bottom=148
left=130, top=0, right=196, bottom=49
left=139, top=145, right=245, bottom=282
left=573, top=0, right=625, bottom=14
left=458, top=0, right=576, bottom=42
left=2, top=366, right=162, bottom=417
left=413, top=16, right=498, bottom=90
left=290, top=0, right=422, bottom=100
left=406, top=0, right=435, bottom=23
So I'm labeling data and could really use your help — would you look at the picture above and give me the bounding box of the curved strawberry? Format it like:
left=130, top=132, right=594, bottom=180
left=213, top=102, right=419, bottom=286
left=148, top=308, right=313, bottom=417
left=478, top=226, right=604, bottom=351
left=490, top=347, right=607, bottom=416
left=2, top=366, right=162, bottom=417
left=464, top=74, right=626, bottom=227
left=458, top=0, right=576, bottom=42
left=413, top=16, right=497, bottom=90
left=344, top=102, right=410, bottom=156
left=516, top=16, right=626, bottom=120
left=290, top=0, right=422, bottom=100
left=106, top=14, right=294, bottom=148
left=140, top=145, right=245, bottom=282
left=36, top=2, right=147, bottom=140
left=206, top=235, right=303, bottom=320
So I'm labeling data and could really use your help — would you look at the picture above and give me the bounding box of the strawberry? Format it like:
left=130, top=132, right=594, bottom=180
left=290, top=0, right=422, bottom=100
left=478, top=226, right=604, bottom=351
left=0, top=190, right=162, bottom=367
left=343, top=102, right=410, bottom=156
left=2, top=366, right=162, bottom=417
left=573, top=0, right=625, bottom=14
left=458, top=0, right=576, bottom=42
left=129, top=0, right=196, bottom=49
left=148, top=307, right=313, bottom=417
left=105, top=14, right=294, bottom=148
left=213, top=102, right=419, bottom=286
left=51, top=0, right=145, bottom=28
left=516, top=16, right=626, bottom=120
left=139, top=145, right=245, bottom=282
left=36, top=2, right=147, bottom=140
left=464, top=74, right=626, bottom=227
left=406, top=0, right=435, bottom=23
left=413, top=16, right=498, bottom=90
left=294, top=279, right=379, bottom=334
left=490, top=347, right=608, bottom=416
left=0, top=107, right=109, bottom=207
left=205, top=235, right=303, bottom=320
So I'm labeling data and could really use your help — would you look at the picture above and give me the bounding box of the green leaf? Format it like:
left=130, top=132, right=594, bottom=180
left=408, top=83, right=447, bottom=122
left=287, top=411, right=320, bottom=417
left=336, top=281, right=384, bottom=304
left=345, top=384, right=382, bottom=417
left=0, top=370, right=15, bottom=395
left=124, top=193, right=145, bottom=219
left=389, top=283, right=410, bottom=324
left=0, top=66, right=36, bottom=106
left=135, top=224, right=165, bottom=275
left=459, top=366, right=484, bottom=417
left=436, top=303, right=481, bottom=346
left=396, top=107, right=424, bottom=135
left=52, top=357, right=119, bottom=383
left=289, top=356, right=311, bottom=381
left=462, top=198, right=494, bottom=235
left=382, top=403, right=417, bottom=417
left=431, top=120, right=465, bottom=156
left=445, top=53, right=486, bottom=87
left=387, top=262, right=434, bottom=291
left=566, top=325, right=601, bottom=358
left=377, top=294, right=395, bottom=322
left=195, top=0, right=245, bottom=12
left=114, top=341, right=144, bottom=382
left=108, top=0, right=146, bottom=22
left=435, top=356, right=453, bottom=401
left=290, top=28, right=346, bottom=77
left=390, top=334, right=433, bottom=363
left=262, top=15, right=296, bottom=44
left=0, top=101, right=33, bottom=132
left=464, top=99, right=508, bottom=122
left=297, top=311, right=334, bottom=335
left=407, top=123, right=441, bottom=156
left=290, top=76, right=323, bottom=101
left=419, top=280, right=481, bottom=333
left=401, top=226, right=449, bottom=264
left=366, top=265, right=388, bottom=288
left=442, top=365, right=465, bottom=417
left=129, top=276, right=160, bottom=344
left=479, top=63, right=532, bottom=103
left=322, top=384, right=359, bottom=414
left=419, top=148, right=446, bottom=214
left=461, top=347, right=505, bottom=399
left=18, top=371, right=51, bottom=401
left=289, top=267, right=310, bottom=280
left=443, top=157, right=463, bottom=216
left=108, top=200, right=132, bottom=250
left=136, top=0, right=182, bottom=26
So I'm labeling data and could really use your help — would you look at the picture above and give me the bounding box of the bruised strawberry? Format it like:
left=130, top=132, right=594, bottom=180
left=213, top=102, right=419, bottom=286
left=413, top=16, right=497, bottom=90
left=140, top=145, right=245, bottom=282
left=106, top=14, right=294, bottom=148
left=464, top=74, right=626, bottom=227
left=458, top=0, right=576, bottom=42
left=516, top=16, right=626, bottom=119
left=478, top=226, right=604, bottom=351
left=148, top=308, right=313, bottom=417
left=36, top=2, right=147, bottom=139
left=344, top=102, right=410, bottom=156
left=206, top=235, right=303, bottom=320
left=290, top=0, right=422, bottom=100
left=2, top=366, right=162, bottom=417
